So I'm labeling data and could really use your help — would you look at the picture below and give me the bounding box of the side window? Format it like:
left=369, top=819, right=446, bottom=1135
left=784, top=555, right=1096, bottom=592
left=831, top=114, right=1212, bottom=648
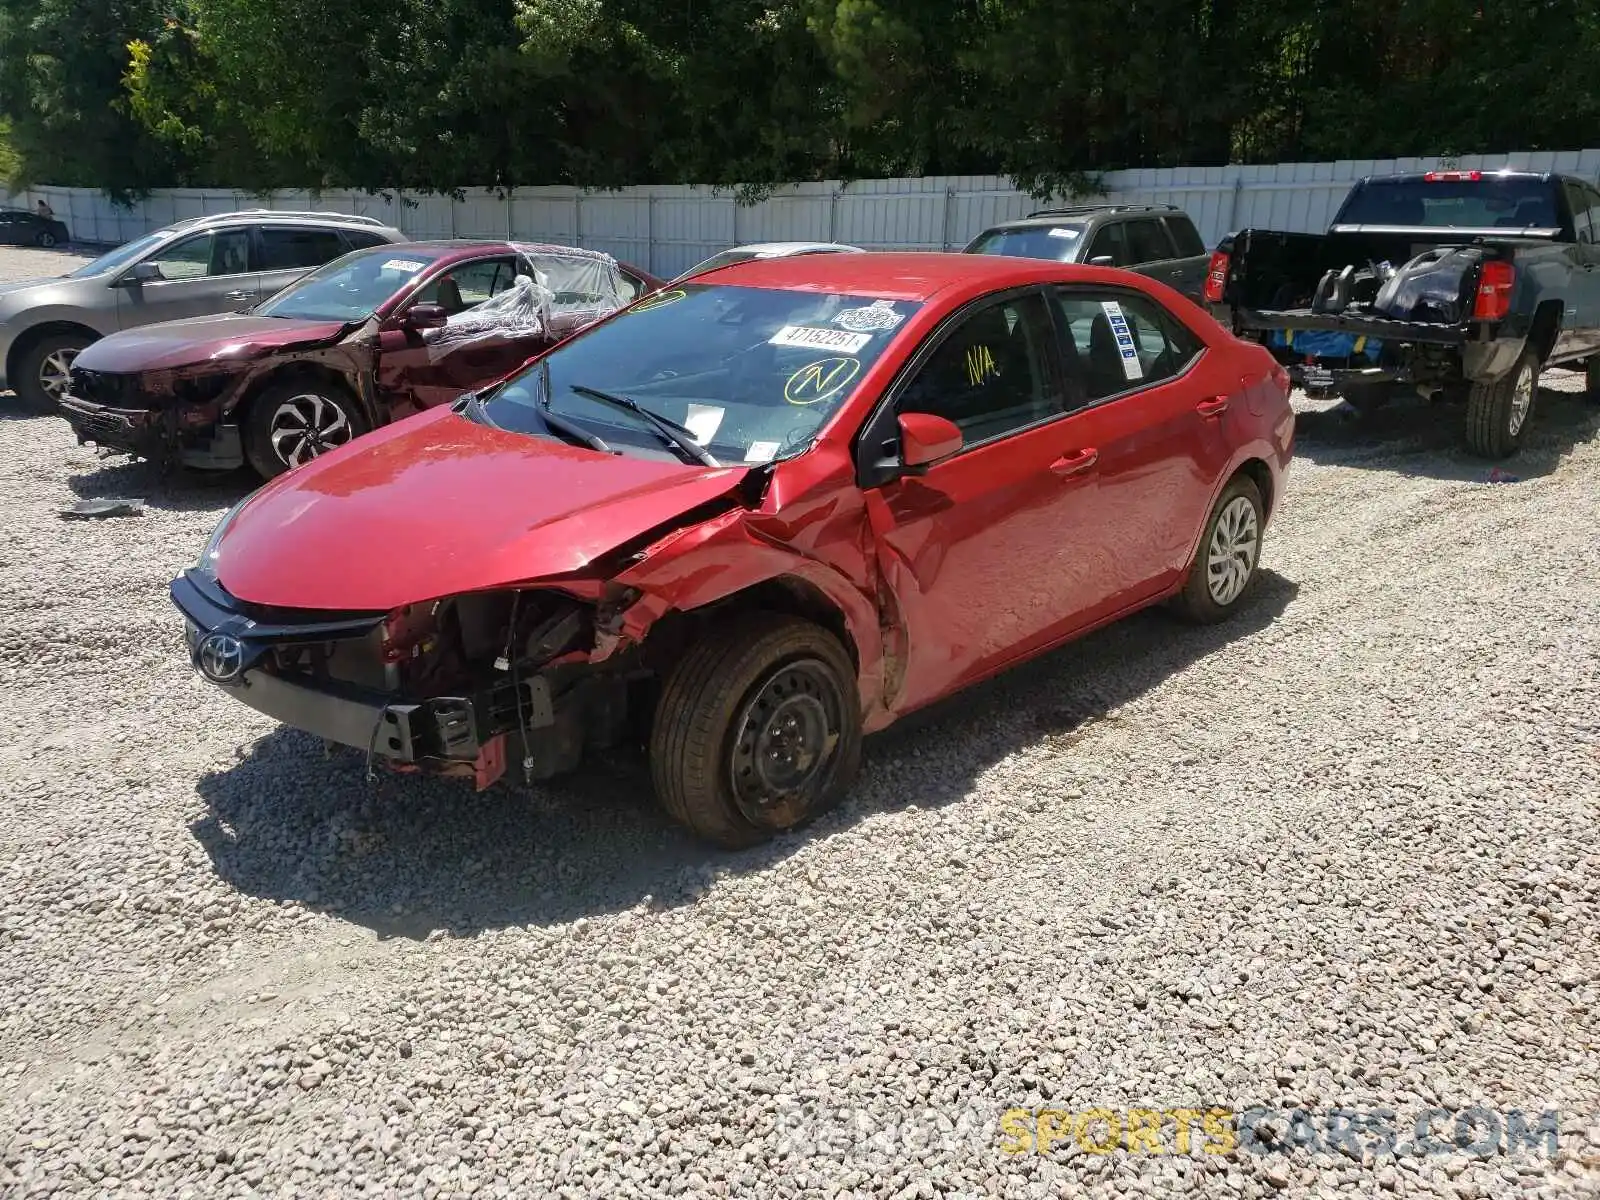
left=1586, top=186, right=1600, bottom=242
left=259, top=227, right=349, bottom=271
left=1086, top=222, right=1129, bottom=267
left=417, top=258, right=516, bottom=314
left=897, top=293, right=1058, bottom=445
left=1124, top=218, right=1176, bottom=265
left=341, top=229, right=392, bottom=250
left=1164, top=215, right=1206, bottom=258
left=615, top=270, right=646, bottom=304
left=144, top=230, right=250, bottom=281
left=1052, top=289, right=1204, bottom=405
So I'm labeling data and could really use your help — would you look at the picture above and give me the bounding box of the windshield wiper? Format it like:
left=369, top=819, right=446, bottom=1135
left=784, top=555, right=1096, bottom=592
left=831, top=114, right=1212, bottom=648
left=566, top=383, right=720, bottom=467
left=534, top=364, right=613, bottom=453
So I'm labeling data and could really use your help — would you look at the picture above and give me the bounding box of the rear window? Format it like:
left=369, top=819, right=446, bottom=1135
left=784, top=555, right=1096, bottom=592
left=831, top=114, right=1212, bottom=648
left=964, top=224, right=1085, bottom=262
left=1337, top=178, right=1560, bottom=229
left=1124, top=218, right=1174, bottom=264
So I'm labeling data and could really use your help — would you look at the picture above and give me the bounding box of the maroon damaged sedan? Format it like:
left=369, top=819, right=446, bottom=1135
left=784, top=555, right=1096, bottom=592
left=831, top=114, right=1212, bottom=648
left=59, top=242, right=662, bottom=478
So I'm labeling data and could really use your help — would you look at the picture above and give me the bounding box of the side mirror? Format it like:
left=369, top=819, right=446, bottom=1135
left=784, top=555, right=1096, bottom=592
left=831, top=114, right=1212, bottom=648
left=898, top=412, right=963, bottom=471
left=115, top=262, right=161, bottom=287
left=1088, top=255, right=1115, bottom=267
left=404, top=302, right=449, bottom=331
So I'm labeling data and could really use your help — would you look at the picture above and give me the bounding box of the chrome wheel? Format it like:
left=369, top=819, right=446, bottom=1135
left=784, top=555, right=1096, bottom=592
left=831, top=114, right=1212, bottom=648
left=1206, top=495, right=1260, bottom=607
left=268, top=392, right=352, bottom=467
left=1507, top=363, right=1534, bottom=436
left=38, top=347, right=78, bottom=402
left=729, top=659, right=843, bottom=826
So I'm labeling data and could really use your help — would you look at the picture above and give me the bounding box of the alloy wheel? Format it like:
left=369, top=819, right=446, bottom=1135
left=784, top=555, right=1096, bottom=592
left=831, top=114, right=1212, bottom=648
left=268, top=393, right=353, bottom=467
left=1206, top=495, right=1260, bottom=606
left=1507, top=363, right=1534, bottom=437
left=38, top=348, right=77, bottom=402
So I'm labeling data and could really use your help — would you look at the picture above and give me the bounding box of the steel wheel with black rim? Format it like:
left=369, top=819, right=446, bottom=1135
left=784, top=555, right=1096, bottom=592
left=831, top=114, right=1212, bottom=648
left=1176, top=473, right=1265, bottom=623
left=650, top=613, right=862, bottom=848
left=243, top=379, right=367, bottom=479
left=14, top=332, right=91, bottom=412
left=1465, top=349, right=1539, bottom=458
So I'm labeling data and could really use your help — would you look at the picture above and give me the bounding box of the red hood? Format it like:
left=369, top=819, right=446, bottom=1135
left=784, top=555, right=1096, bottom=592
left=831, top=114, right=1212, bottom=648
left=73, top=314, right=350, bottom=374
left=213, top=407, right=751, bottom=611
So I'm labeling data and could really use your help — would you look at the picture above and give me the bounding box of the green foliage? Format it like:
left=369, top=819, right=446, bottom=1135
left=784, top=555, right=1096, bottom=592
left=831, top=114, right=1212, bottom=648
left=0, top=0, right=1596, bottom=199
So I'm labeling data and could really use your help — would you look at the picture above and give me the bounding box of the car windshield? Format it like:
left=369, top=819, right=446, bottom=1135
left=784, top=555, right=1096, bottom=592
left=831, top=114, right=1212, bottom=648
left=255, top=247, right=444, bottom=321
left=965, top=225, right=1085, bottom=262
left=67, top=231, right=173, bottom=279
left=479, top=283, right=920, bottom=465
left=1337, top=178, right=1560, bottom=228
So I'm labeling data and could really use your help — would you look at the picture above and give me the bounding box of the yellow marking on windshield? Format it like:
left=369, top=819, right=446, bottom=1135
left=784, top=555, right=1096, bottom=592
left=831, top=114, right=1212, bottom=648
left=784, top=356, right=861, bottom=405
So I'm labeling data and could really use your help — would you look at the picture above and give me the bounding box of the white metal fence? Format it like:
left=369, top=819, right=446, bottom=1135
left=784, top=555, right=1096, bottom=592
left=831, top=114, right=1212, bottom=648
left=9, top=148, right=1600, bottom=279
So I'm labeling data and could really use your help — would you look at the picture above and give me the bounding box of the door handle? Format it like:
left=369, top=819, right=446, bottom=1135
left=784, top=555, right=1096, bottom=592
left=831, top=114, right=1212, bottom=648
left=224, top=290, right=253, bottom=301
left=1050, top=448, right=1099, bottom=477
left=1196, top=396, right=1230, bottom=418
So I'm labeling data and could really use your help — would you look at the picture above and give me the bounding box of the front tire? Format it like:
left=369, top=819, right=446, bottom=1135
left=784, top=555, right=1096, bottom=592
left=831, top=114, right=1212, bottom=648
left=35, top=230, right=58, bottom=249
left=649, top=613, right=862, bottom=849
left=1176, top=474, right=1265, bottom=624
left=14, top=331, right=91, bottom=412
left=242, top=380, right=366, bottom=478
left=1465, top=350, right=1538, bottom=458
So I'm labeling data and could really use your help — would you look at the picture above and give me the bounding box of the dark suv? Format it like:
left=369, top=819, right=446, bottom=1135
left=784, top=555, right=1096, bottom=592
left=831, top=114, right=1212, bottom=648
left=964, top=204, right=1210, bottom=303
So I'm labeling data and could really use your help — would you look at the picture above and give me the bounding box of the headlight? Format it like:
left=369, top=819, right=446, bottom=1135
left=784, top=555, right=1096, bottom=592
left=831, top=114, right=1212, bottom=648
left=195, top=493, right=253, bottom=577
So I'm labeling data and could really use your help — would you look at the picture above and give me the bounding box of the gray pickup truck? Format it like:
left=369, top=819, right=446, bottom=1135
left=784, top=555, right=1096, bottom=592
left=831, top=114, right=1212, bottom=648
left=1206, top=169, right=1600, bottom=457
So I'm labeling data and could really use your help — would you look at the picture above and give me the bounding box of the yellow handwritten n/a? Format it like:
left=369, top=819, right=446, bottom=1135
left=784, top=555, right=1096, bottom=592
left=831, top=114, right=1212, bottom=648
left=964, top=343, right=996, bottom=386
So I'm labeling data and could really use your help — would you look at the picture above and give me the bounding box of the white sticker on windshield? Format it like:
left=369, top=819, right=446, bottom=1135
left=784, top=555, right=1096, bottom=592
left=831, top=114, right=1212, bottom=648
left=381, top=259, right=427, bottom=274
left=684, top=403, right=724, bottom=446
left=744, top=441, right=780, bottom=464
left=1100, top=301, right=1144, bottom=381
left=768, top=325, right=872, bottom=354
left=1048, top=227, right=1081, bottom=240
left=832, top=300, right=904, bottom=333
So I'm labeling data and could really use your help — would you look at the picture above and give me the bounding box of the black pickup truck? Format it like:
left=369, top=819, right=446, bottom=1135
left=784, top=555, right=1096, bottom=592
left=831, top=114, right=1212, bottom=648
left=1205, top=170, right=1600, bottom=457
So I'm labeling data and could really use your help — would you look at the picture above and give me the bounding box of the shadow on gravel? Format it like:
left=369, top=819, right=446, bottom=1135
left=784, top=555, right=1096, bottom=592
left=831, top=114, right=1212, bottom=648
left=1292, top=379, right=1599, bottom=482
left=65, top=456, right=255, bottom=514
left=191, top=569, right=1299, bottom=940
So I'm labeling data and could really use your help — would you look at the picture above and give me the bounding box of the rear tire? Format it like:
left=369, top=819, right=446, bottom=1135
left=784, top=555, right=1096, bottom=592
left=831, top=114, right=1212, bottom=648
left=1176, top=474, right=1265, bottom=624
left=13, top=331, right=92, bottom=412
left=649, top=613, right=861, bottom=849
left=1585, top=356, right=1599, bottom=402
left=35, top=230, right=57, bottom=249
left=1465, top=350, right=1538, bottom=459
left=242, top=379, right=366, bottom=478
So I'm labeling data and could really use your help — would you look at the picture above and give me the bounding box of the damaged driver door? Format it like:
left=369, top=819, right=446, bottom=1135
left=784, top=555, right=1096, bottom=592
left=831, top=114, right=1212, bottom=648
left=375, top=256, right=547, bottom=416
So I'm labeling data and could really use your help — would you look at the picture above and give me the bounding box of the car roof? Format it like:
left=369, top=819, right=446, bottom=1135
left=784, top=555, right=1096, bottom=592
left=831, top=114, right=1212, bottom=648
left=730, top=241, right=863, bottom=255
left=689, top=250, right=1100, bottom=302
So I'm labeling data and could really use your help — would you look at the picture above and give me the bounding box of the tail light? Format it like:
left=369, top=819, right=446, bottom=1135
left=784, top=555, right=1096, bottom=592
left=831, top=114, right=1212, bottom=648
left=1473, top=260, right=1515, bottom=321
left=1424, top=170, right=1482, bottom=182
left=1203, top=250, right=1230, bottom=303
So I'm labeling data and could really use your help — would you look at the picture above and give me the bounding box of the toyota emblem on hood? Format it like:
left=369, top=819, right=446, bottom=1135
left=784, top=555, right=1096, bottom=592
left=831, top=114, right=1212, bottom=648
left=196, top=632, right=244, bottom=683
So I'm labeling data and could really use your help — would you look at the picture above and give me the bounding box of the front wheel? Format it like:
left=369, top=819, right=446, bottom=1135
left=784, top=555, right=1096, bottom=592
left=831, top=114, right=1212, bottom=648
left=1465, top=350, right=1538, bottom=458
left=1175, top=474, right=1265, bottom=624
left=649, top=613, right=862, bottom=849
left=35, top=230, right=58, bottom=249
left=242, top=380, right=366, bottom=478
left=14, top=331, right=91, bottom=412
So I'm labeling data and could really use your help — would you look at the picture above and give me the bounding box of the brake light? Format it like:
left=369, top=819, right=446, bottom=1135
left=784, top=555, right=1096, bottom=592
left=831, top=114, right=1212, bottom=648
left=1423, top=170, right=1482, bottom=182
left=1473, top=260, right=1515, bottom=321
left=1203, top=250, right=1230, bottom=303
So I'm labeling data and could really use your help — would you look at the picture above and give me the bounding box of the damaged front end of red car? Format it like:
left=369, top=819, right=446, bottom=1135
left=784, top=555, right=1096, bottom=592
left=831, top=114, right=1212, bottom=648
left=169, top=452, right=878, bottom=794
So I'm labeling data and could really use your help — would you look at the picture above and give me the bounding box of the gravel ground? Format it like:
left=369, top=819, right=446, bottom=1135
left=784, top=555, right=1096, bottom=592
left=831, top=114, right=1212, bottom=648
left=1, top=244, right=1597, bottom=1199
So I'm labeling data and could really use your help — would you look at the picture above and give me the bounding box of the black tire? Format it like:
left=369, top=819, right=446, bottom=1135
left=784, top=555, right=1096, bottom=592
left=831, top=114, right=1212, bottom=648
left=1339, top=382, right=1394, bottom=414
left=242, top=378, right=367, bottom=479
left=1465, top=350, right=1538, bottom=459
left=649, top=613, right=862, bottom=849
left=13, top=331, right=92, bottom=412
left=1175, top=474, right=1265, bottom=624
left=35, top=230, right=57, bottom=249
left=1585, top=356, right=1599, bottom=402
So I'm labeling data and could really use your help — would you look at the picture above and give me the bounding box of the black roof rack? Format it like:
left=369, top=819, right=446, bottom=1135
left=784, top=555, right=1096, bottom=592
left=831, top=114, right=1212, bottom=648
left=1023, top=203, right=1181, bottom=219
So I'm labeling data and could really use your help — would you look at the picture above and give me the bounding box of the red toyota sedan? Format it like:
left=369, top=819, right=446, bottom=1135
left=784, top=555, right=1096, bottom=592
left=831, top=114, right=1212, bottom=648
left=172, top=253, right=1294, bottom=847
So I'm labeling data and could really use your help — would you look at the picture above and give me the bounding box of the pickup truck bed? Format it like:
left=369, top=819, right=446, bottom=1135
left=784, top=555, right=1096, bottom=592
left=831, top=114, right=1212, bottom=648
left=1207, top=171, right=1600, bottom=458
